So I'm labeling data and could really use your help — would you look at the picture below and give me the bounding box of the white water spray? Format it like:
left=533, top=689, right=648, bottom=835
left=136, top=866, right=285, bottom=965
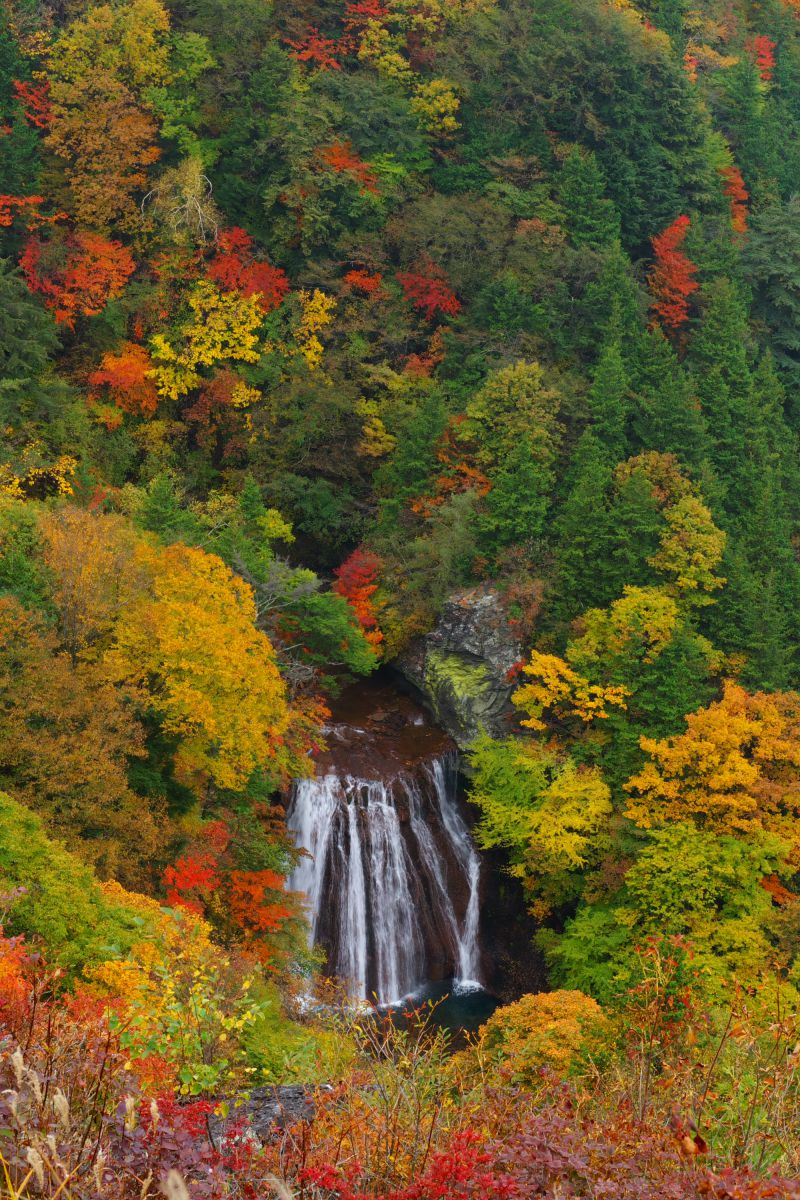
left=287, top=751, right=482, bottom=1006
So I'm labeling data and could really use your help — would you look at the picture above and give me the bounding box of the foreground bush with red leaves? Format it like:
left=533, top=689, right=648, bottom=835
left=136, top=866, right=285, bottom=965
left=3, top=929, right=800, bottom=1199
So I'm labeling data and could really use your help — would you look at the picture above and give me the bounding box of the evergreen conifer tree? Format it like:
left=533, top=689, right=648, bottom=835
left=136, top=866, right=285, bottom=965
left=557, top=147, right=621, bottom=249
left=554, top=431, right=615, bottom=617
left=588, top=341, right=629, bottom=463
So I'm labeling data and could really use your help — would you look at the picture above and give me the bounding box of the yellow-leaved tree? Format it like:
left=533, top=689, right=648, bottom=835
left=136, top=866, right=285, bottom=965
left=624, top=681, right=800, bottom=857
left=464, top=989, right=606, bottom=1088
left=469, top=733, right=612, bottom=918
left=512, top=651, right=628, bottom=732
left=104, top=542, right=293, bottom=791
left=149, top=280, right=264, bottom=400
left=648, top=493, right=726, bottom=605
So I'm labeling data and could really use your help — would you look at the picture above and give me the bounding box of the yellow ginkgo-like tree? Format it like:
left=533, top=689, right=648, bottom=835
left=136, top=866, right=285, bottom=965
left=105, top=541, right=293, bottom=792
left=625, top=681, right=800, bottom=858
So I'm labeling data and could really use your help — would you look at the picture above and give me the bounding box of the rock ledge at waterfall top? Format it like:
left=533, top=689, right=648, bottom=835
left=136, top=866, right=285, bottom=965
left=313, top=676, right=455, bottom=781
left=395, top=585, right=523, bottom=748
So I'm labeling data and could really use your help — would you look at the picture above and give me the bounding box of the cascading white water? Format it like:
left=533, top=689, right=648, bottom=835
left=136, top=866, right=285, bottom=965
left=287, top=751, right=482, bottom=1006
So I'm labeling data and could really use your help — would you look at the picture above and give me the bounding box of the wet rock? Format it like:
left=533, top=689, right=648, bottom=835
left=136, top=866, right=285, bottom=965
left=396, top=586, right=523, bottom=747
left=207, top=1085, right=324, bottom=1149
left=314, top=678, right=455, bottom=781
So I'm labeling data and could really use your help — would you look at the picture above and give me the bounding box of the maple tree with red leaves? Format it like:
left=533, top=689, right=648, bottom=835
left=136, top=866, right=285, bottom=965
left=344, top=267, right=383, bottom=294
left=21, top=231, right=136, bottom=328
left=343, top=0, right=390, bottom=37
left=162, top=852, right=220, bottom=913
left=207, top=227, right=290, bottom=313
left=12, top=79, right=52, bottom=129
left=647, top=215, right=698, bottom=330
left=319, top=140, right=379, bottom=193
left=396, top=262, right=461, bottom=321
left=748, top=35, right=777, bottom=81
left=228, top=869, right=297, bottom=963
left=334, top=547, right=384, bottom=648
left=89, top=342, right=159, bottom=417
left=720, top=165, right=749, bottom=233
left=285, top=27, right=342, bottom=69
left=0, top=194, right=65, bottom=229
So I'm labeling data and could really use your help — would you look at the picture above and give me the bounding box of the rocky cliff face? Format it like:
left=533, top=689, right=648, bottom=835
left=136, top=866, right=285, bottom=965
left=396, top=586, right=523, bottom=747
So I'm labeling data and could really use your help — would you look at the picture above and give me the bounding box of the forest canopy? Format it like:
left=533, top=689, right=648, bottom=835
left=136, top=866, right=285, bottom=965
left=5, top=0, right=800, bottom=1193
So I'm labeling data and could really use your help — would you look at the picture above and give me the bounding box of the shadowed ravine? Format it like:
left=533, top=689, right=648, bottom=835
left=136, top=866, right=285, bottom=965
left=287, top=680, right=485, bottom=1007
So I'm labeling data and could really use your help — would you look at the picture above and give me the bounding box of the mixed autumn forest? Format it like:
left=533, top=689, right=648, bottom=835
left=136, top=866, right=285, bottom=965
left=6, top=0, right=800, bottom=1193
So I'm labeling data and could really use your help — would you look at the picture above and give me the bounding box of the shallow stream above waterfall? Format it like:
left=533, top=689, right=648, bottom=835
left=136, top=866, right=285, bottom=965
left=286, top=676, right=499, bottom=1020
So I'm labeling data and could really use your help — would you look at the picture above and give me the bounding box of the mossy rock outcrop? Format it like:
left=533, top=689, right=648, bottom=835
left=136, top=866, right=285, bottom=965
left=396, top=586, right=522, bottom=746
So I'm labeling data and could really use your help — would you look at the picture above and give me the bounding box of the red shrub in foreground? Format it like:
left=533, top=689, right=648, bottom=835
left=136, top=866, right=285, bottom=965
left=301, top=1131, right=519, bottom=1200
left=492, top=1104, right=800, bottom=1200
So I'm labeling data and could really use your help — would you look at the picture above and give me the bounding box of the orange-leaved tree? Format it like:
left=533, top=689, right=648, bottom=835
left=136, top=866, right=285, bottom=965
left=719, top=165, right=749, bottom=234
left=647, top=215, right=698, bottom=331
left=88, top=342, right=160, bottom=418
left=0, top=595, right=160, bottom=887
left=318, top=140, right=379, bottom=193
left=38, top=506, right=149, bottom=662
left=44, top=0, right=169, bottom=228
left=21, top=232, right=136, bottom=328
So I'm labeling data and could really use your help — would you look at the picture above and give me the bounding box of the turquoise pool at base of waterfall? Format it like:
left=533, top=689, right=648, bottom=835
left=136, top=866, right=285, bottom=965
left=382, top=979, right=499, bottom=1038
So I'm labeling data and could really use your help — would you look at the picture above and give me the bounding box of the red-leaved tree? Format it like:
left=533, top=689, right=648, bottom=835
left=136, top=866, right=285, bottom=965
left=334, top=547, right=384, bottom=648
left=319, top=140, right=379, bottom=193
left=12, top=79, right=52, bottom=129
left=163, top=852, right=220, bottom=913
left=647, top=215, right=698, bottom=331
left=285, top=28, right=342, bottom=69
left=748, top=35, right=776, bottom=81
left=21, top=231, right=136, bottom=328
left=345, top=268, right=383, bottom=294
left=396, top=262, right=461, bottom=321
left=207, top=227, right=290, bottom=313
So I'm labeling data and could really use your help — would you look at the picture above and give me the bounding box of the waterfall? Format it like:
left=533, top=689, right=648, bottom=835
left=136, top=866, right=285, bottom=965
left=287, top=750, right=482, bottom=1006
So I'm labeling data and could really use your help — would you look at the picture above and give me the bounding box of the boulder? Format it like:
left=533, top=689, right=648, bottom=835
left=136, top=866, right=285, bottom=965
left=396, top=585, right=522, bottom=747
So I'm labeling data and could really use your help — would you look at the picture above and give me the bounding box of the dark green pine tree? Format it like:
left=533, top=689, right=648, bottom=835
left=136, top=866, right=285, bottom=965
left=557, top=146, right=621, bottom=249
left=718, top=58, right=781, bottom=204
left=553, top=430, right=615, bottom=618
left=0, top=259, right=66, bottom=431
left=238, top=473, right=269, bottom=541
left=707, top=517, right=795, bottom=692
left=138, top=474, right=200, bottom=543
left=576, top=244, right=646, bottom=364
left=588, top=341, right=629, bottom=463
left=606, top=468, right=663, bottom=596
left=630, top=327, right=709, bottom=465
left=0, top=13, right=40, bottom=199
left=745, top=196, right=800, bottom=392
left=742, top=476, right=800, bottom=688
left=376, top=388, right=447, bottom=531
left=690, top=280, right=771, bottom=522
left=704, top=351, right=800, bottom=687
left=479, top=437, right=552, bottom=552
left=751, top=352, right=800, bottom=517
